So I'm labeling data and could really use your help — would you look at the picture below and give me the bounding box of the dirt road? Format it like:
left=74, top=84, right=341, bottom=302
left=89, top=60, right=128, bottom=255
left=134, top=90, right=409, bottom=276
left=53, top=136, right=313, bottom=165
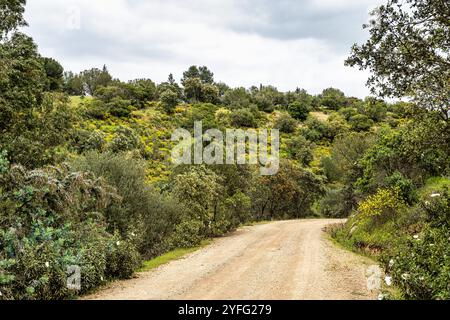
left=87, top=219, right=379, bottom=300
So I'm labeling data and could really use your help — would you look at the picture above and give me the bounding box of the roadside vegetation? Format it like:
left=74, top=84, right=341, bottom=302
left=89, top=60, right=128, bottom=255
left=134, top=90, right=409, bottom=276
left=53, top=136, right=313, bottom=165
left=0, top=0, right=448, bottom=300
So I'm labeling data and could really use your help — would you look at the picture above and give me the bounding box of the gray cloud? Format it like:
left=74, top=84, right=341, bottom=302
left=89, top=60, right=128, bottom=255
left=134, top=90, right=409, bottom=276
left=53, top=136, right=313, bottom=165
left=23, top=0, right=384, bottom=97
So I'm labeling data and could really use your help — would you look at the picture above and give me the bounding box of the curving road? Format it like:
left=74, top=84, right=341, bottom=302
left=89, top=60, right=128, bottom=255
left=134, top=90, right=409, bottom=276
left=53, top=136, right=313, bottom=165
left=86, top=219, right=378, bottom=300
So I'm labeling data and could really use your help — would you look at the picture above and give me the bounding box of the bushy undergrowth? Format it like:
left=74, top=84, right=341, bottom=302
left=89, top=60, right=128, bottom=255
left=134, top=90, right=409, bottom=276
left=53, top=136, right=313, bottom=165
left=384, top=192, right=450, bottom=300
left=0, top=153, right=140, bottom=300
left=334, top=184, right=450, bottom=299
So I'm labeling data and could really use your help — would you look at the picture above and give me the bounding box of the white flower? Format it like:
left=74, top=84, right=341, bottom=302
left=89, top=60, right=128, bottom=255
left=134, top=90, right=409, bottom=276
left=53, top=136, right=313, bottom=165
left=413, top=235, right=420, bottom=240
left=45, top=262, right=50, bottom=268
left=131, top=232, right=136, bottom=237
left=100, top=276, right=104, bottom=281
left=430, top=193, right=441, bottom=198
left=385, top=276, right=392, bottom=286
left=389, top=259, right=395, bottom=268
left=116, top=241, right=121, bottom=246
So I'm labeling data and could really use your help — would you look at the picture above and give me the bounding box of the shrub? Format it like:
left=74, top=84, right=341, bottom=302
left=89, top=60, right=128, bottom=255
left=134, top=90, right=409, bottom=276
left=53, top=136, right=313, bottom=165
left=168, top=220, right=205, bottom=249
left=160, top=89, right=179, bottom=114
left=357, top=188, right=406, bottom=227
left=285, top=135, right=314, bottom=166
left=385, top=172, right=418, bottom=205
left=288, top=101, right=309, bottom=121
left=231, top=108, right=257, bottom=128
left=108, top=126, right=142, bottom=153
left=107, top=98, right=134, bottom=118
left=274, top=113, right=297, bottom=133
left=386, top=192, right=450, bottom=299
left=70, top=152, right=185, bottom=258
left=319, top=189, right=347, bottom=218
left=71, top=129, right=105, bottom=153
left=0, top=157, right=140, bottom=300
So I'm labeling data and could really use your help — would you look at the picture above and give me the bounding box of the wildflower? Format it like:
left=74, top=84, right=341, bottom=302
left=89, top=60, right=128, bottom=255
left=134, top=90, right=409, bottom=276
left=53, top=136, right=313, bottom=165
left=389, top=259, right=395, bottom=268
left=100, top=276, right=104, bottom=281
left=45, top=262, right=50, bottom=268
left=385, top=276, right=392, bottom=286
left=116, top=241, right=121, bottom=246
left=413, top=235, right=420, bottom=240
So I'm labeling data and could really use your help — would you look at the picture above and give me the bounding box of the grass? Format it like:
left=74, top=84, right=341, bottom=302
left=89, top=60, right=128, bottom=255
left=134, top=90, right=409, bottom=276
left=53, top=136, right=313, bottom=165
left=138, top=240, right=212, bottom=272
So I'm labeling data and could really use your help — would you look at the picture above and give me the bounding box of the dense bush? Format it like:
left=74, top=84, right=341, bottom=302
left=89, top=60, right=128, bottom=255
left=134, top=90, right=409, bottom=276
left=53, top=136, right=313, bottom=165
left=285, top=135, right=314, bottom=166
left=70, top=152, right=186, bottom=258
left=287, top=101, right=310, bottom=121
left=71, top=129, right=105, bottom=153
left=319, top=189, right=347, bottom=218
left=349, top=114, right=374, bottom=132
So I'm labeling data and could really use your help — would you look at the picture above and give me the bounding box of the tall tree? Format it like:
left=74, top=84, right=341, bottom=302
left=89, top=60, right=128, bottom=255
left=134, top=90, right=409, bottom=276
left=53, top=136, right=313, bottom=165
left=346, top=0, right=450, bottom=119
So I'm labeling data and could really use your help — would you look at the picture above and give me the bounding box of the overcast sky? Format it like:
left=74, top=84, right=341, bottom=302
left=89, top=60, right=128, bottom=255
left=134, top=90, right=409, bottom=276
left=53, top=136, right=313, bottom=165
left=24, top=0, right=384, bottom=97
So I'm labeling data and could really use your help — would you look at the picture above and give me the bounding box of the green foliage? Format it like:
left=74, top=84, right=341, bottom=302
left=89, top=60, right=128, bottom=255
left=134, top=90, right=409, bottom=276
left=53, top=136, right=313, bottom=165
left=0, top=158, right=140, bottom=299
left=285, top=135, right=314, bottom=166
left=70, top=152, right=184, bottom=258
left=41, top=57, right=64, bottom=91
left=108, top=126, right=142, bottom=153
left=168, top=220, right=205, bottom=249
left=252, top=160, right=325, bottom=219
left=222, top=87, right=252, bottom=109
left=71, top=129, right=105, bottom=153
left=230, top=108, right=257, bottom=128
left=319, top=189, right=348, bottom=218
left=172, top=165, right=222, bottom=227
left=160, top=89, right=179, bottom=114
left=386, top=193, right=450, bottom=299
left=346, top=0, right=450, bottom=117
left=319, top=88, right=347, bottom=110
left=79, top=66, right=113, bottom=96
left=126, top=79, right=157, bottom=108
left=274, top=113, right=297, bottom=133
left=385, top=172, right=418, bottom=205
left=348, top=114, right=374, bottom=132
left=0, top=0, right=26, bottom=38
left=287, top=101, right=310, bottom=121
left=183, top=103, right=219, bottom=130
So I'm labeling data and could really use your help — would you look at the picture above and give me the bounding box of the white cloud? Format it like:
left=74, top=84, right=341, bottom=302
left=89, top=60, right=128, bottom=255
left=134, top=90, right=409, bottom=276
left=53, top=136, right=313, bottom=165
left=23, top=0, right=381, bottom=97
